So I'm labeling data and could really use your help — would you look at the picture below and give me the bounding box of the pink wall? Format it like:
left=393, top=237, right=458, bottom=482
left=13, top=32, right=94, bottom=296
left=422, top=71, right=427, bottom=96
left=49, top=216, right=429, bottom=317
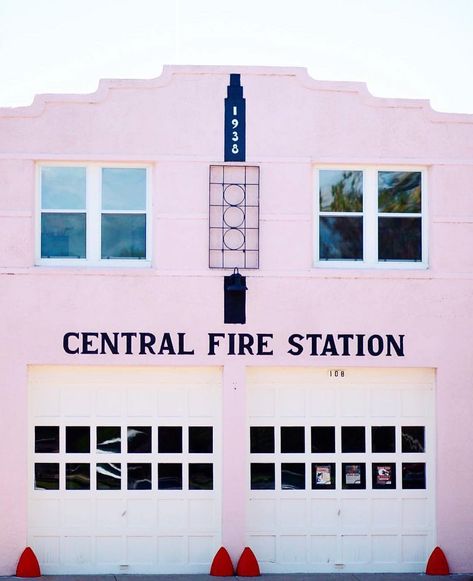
left=0, top=65, right=472, bottom=572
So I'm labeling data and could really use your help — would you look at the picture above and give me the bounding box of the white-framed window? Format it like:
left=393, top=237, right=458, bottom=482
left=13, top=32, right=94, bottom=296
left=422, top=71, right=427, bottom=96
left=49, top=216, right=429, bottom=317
left=315, top=166, right=427, bottom=268
left=37, top=163, right=151, bottom=266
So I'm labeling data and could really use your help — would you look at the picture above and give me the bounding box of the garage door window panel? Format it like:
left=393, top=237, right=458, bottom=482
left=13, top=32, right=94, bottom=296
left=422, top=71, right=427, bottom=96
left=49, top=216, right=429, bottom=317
left=311, top=426, right=335, bottom=453
left=127, top=426, right=152, bottom=453
left=34, top=463, right=60, bottom=490
left=128, top=463, right=152, bottom=490
left=189, top=463, right=213, bottom=490
left=250, top=426, right=274, bottom=453
left=96, top=426, right=121, bottom=453
left=281, top=426, right=305, bottom=453
left=251, top=463, right=275, bottom=490
left=158, top=426, right=182, bottom=453
left=66, top=426, right=90, bottom=453
left=158, top=463, right=183, bottom=490
left=66, top=463, right=90, bottom=490
left=189, top=426, right=213, bottom=453
left=97, top=463, right=121, bottom=490
left=35, top=426, right=60, bottom=453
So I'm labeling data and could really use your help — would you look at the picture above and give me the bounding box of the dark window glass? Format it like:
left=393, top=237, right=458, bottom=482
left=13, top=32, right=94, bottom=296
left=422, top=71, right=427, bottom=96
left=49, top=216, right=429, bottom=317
left=250, top=463, right=275, bottom=490
left=281, top=426, right=305, bottom=453
left=341, top=426, right=365, bottom=453
left=402, top=426, right=425, bottom=453
left=34, top=463, right=59, bottom=490
left=101, top=214, right=146, bottom=259
left=372, top=463, right=396, bottom=489
left=250, top=426, right=274, bottom=453
left=41, top=213, right=86, bottom=258
left=97, top=463, right=121, bottom=490
left=189, top=426, right=213, bottom=453
left=158, top=426, right=182, bottom=453
left=189, top=463, right=213, bottom=490
left=320, top=216, right=363, bottom=260
left=371, top=426, right=396, bottom=453
left=378, top=217, right=422, bottom=261
left=127, top=426, right=152, bottom=453
left=319, top=170, right=363, bottom=212
left=158, top=463, right=183, bottom=490
left=312, top=463, right=336, bottom=489
left=311, top=426, right=335, bottom=453
left=35, top=426, right=59, bottom=453
left=378, top=171, right=421, bottom=213
left=342, top=463, right=366, bottom=489
left=281, top=463, right=306, bottom=489
left=66, top=426, right=90, bottom=453
left=66, top=463, right=90, bottom=490
left=97, top=427, right=121, bottom=453
left=127, top=463, right=152, bottom=490
left=402, top=463, right=426, bottom=489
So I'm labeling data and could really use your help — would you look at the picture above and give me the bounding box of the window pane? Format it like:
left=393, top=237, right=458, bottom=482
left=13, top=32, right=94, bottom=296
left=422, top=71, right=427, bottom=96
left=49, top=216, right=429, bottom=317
left=342, top=426, right=365, bottom=453
left=250, top=463, right=275, bottom=489
left=66, top=463, right=90, bottom=490
left=189, top=463, right=213, bottom=490
left=66, top=426, right=90, bottom=453
left=378, top=217, right=422, bottom=261
left=312, top=463, right=336, bottom=489
left=127, top=463, right=152, bottom=490
left=378, top=171, right=421, bottom=213
left=342, top=463, right=366, bottom=489
left=41, top=213, right=86, bottom=258
left=34, top=463, right=59, bottom=490
left=158, top=463, right=183, bottom=490
left=189, top=427, right=213, bottom=453
left=127, top=426, right=152, bottom=453
left=250, top=427, right=274, bottom=453
left=311, top=426, right=335, bottom=453
left=41, top=166, right=86, bottom=210
left=97, top=426, right=121, bottom=453
left=97, top=463, right=121, bottom=490
left=371, top=426, right=396, bottom=453
left=281, top=426, right=305, bottom=453
left=281, top=463, right=305, bottom=489
left=320, top=216, right=363, bottom=260
left=372, top=463, right=396, bottom=489
left=35, top=426, right=59, bottom=453
left=102, top=168, right=146, bottom=211
left=402, top=462, right=426, bottom=489
left=158, top=426, right=182, bottom=453
left=101, top=214, right=146, bottom=259
left=402, top=426, right=425, bottom=453
left=319, top=170, right=363, bottom=212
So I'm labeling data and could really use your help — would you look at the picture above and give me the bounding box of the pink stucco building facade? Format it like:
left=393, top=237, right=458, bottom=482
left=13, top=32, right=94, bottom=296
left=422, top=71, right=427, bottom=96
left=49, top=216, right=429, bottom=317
left=0, top=65, right=472, bottom=574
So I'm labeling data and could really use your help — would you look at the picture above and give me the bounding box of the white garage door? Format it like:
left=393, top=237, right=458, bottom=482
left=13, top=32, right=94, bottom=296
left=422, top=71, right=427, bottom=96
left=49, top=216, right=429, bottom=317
left=28, top=366, right=222, bottom=574
left=247, top=367, right=435, bottom=573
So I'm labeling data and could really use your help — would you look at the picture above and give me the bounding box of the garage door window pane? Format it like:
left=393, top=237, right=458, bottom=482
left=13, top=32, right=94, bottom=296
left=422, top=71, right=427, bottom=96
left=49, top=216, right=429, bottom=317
left=342, top=463, right=366, bottom=489
left=251, top=463, right=275, bottom=490
left=250, top=426, right=274, bottom=453
left=66, top=426, right=90, bottom=453
left=282, top=463, right=306, bottom=489
left=402, top=426, right=425, bottom=453
left=128, top=463, right=152, bottom=490
left=371, top=426, right=396, bottom=453
left=158, top=463, right=183, bottom=490
left=311, top=426, right=335, bottom=453
left=97, top=463, right=121, bottom=490
left=281, top=426, right=305, bottom=453
left=402, top=463, right=426, bottom=489
left=342, top=426, right=365, bottom=453
left=127, top=426, right=152, bottom=453
left=35, top=463, right=59, bottom=490
left=97, top=426, right=121, bottom=453
left=312, top=463, right=336, bottom=489
left=158, top=426, right=182, bottom=453
left=189, top=426, right=213, bottom=453
left=372, top=463, right=396, bottom=489
left=35, top=426, right=59, bottom=453
left=189, top=463, right=213, bottom=490
left=66, top=463, right=90, bottom=490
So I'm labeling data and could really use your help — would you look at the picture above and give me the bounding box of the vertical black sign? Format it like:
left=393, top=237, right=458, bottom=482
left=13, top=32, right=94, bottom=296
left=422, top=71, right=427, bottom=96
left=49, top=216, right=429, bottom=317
left=225, top=74, right=246, bottom=162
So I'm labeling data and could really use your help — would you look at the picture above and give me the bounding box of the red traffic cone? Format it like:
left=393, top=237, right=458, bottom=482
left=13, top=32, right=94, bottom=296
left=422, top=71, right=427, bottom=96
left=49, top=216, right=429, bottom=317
left=210, top=546, right=234, bottom=576
left=16, top=547, right=41, bottom=577
left=236, top=546, right=260, bottom=577
left=426, top=546, right=450, bottom=575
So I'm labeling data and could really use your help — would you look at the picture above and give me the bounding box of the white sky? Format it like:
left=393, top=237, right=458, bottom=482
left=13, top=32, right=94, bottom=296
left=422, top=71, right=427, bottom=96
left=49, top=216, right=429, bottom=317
left=0, top=0, right=472, bottom=113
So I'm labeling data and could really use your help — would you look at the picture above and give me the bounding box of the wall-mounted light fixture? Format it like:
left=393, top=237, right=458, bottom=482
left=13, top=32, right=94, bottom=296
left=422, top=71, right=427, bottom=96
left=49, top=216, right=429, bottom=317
left=224, top=268, right=247, bottom=324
